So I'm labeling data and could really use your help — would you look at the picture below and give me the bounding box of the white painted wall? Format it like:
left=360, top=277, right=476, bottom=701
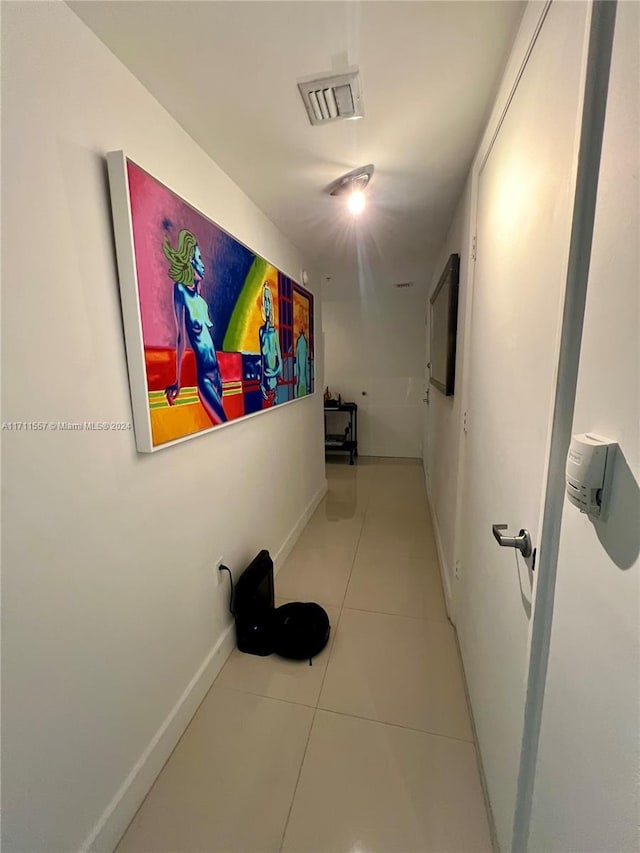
left=0, top=3, right=325, bottom=852
left=323, top=288, right=427, bottom=458
left=528, top=3, right=640, bottom=849
left=423, top=181, right=472, bottom=605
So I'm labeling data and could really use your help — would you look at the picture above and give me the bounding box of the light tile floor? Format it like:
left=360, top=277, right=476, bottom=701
left=116, top=458, right=492, bottom=853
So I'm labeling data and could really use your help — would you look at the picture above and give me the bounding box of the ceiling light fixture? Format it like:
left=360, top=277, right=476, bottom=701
left=347, top=189, right=366, bottom=215
left=326, top=164, right=374, bottom=216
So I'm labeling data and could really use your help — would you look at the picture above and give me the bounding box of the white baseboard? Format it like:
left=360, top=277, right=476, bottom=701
left=423, top=469, right=496, bottom=846
left=424, top=470, right=455, bottom=623
left=273, top=479, right=328, bottom=577
left=81, top=622, right=237, bottom=853
left=82, top=478, right=328, bottom=853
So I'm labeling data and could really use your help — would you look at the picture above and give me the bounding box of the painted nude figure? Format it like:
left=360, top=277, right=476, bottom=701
left=259, top=282, right=282, bottom=401
left=163, top=230, right=226, bottom=424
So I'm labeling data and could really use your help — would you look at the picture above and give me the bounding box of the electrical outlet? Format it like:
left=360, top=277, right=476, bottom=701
left=215, top=556, right=226, bottom=586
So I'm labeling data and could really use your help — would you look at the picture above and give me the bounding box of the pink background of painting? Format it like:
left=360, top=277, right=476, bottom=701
left=127, top=160, right=227, bottom=348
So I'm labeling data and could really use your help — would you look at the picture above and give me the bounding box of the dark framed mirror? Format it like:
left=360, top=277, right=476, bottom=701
left=429, top=253, right=460, bottom=396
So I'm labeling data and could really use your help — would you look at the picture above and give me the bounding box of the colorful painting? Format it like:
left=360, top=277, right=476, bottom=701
left=107, top=153, right=314, bottom=452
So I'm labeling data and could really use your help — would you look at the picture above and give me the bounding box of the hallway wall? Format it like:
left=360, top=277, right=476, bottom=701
left=422, top=2, right=551, bottom=609
left=1, top=3, right=325, bottom=851
left=422, top=1, right=550, bottom=616
left=528, top=3, right=639, bottom=848
left=423, top=180, right=472, bottom=603
left=323, top=289, right=427, bottom=457
left=424, top=1, right=639, bottom=849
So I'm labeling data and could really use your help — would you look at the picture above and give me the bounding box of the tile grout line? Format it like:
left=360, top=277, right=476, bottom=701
left=341, top=605, right=450, bottom=625
left=316, top=705, right=476, bottom=746
left=278, top=470, right=369, bottom=853
left=211, top=683, right=319, bottom=712
left=344, top=476, right=441, bottom=619
left=333, top=490, right=369, bottom=615
left=277, top=702, right=318, bottom=853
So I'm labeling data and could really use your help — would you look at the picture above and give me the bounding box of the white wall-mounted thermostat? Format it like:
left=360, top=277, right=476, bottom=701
left=566, top=433, right=617, bottom=518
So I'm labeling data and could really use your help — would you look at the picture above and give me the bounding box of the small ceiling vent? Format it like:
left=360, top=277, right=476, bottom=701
left=394, top=282, right=414, bottom=289
left=298, top=71, right=363, bottom=126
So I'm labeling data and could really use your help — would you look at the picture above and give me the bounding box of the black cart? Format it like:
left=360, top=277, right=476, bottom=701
left=324, top=402, right=358, bottom=465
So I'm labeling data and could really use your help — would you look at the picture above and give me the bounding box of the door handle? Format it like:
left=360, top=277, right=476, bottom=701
left=492, top=524, right=533, bottom=558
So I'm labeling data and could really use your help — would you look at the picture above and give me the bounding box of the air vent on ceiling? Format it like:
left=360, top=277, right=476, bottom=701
left=394, top=282, right=414, bottom=289
left=298, top=71, right=363, bottom=126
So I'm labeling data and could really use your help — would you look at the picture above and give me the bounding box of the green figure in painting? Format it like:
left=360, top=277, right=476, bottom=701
left=294, top=329, right=310, bottom=397
left=163, top=229, right=227, bottom=424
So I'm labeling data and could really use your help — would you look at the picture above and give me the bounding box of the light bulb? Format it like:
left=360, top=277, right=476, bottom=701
left=347, top=189, right=366, bottom=215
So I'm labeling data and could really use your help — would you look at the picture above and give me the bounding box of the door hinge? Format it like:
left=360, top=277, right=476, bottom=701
left=463, top=410, right=469, bottom=435
left=472, top=234, right=477, bottom=262
left=454, top=560, right=461, bottom=580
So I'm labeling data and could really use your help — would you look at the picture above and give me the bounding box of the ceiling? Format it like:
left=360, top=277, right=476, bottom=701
left=69, top=1, right=524, bottom=296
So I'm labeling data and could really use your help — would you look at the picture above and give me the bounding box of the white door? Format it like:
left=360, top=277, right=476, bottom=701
left=456, top=2, right=589, bottom=848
